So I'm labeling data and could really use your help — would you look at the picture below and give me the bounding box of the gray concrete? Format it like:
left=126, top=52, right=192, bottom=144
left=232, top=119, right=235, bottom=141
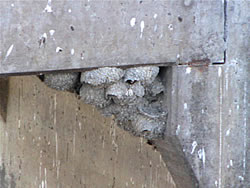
left=0, top=76, right=176, bottom=188
left=0, top=0, right=224, bottom=75
left=0, top=0, right=249, bottom=187
left=155, top=0, right=250, bottom=187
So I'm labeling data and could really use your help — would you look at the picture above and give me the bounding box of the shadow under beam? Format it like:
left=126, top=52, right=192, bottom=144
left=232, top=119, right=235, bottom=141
left=0, top=78, right=9, bottom=122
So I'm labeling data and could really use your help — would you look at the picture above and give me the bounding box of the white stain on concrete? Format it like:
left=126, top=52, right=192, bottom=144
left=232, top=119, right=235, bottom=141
left=184, top=103, right=188, bottom=110
left=56, top=47, right=63, bottom=53
left=218, top=67, right=222, bottom=77
left=176, top=124, right=181, bottom=135
left=153, top=13, right=158, bottom=19
left=238, top=176, right=244, bottom=181
left=168, top=24, right=173, bottom=31
left=11, top=3, right=14, bottom=7
left=43, top=0, right=53, bottom=13
left=230, top=159, right=233, bottom=167
left=226, top=129, right=230, bottom=136
left=130, top=17, right=136, bottom=27
left=68, top=9, right=72, bottom=13
left=215, top=180, right=218, bottom=187
left=140, top=21, right=145, bottom=38
left=49, top=30, right=55, bottom=36
left=41, top=180, right=45, bottom=188
left=71, top=49, right=75, bottom=55
left=198, top=147, right=206, bottom=166
left=5, top=44, right=14, bottom=59
left=191, top=141, right=197, bottom=154
left=186, top=67, right=192, bottom=74
left=42, top=33, right=47, bottom=39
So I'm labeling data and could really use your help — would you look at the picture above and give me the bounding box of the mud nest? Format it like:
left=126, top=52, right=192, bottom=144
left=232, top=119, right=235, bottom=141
left=40, top=66, right=167, bottom=140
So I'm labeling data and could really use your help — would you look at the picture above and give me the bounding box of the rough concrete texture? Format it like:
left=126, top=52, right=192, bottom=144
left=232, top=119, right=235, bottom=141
left=1, top=0, right=248, bottom=187
left=153, top=1, right=250, bottom=186
left=44, top=72, right=79, bottom=92
left=0, top=76, right=176, bottom=188
left=79, top=66, right=167, bottom=140
left=0, top=0, right=224, bottom=75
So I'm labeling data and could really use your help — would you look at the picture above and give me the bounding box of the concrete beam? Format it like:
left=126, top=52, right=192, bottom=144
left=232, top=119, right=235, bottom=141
left=155, top=0, right=250, bottom=187
left=0, top=0, right=224, bottom=75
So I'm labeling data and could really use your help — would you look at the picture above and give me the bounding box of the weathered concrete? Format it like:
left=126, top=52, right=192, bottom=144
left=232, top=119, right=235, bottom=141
left=154, top=0, right=250, bottom=187
left=0, top=0, right=249, bottom=187
left=0, top=76, right=176, bottom=188
left=0, top=0, right=224, bottom=75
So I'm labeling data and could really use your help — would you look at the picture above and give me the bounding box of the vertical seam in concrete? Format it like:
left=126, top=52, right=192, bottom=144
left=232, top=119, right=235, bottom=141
left=223, top=0, right=228, bottom=63
left=243, top=81, right=247, bottom=176
left=218, top=67, right=223, bottom=188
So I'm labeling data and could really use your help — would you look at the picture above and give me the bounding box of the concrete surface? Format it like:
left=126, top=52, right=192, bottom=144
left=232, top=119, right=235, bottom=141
left=155, top=0, right=250, bottom=187
left=0, top=76, right=176, bottom=188
left=0, top=0, right=224, bottom=75
left=0, top=0, right=249, bottom=187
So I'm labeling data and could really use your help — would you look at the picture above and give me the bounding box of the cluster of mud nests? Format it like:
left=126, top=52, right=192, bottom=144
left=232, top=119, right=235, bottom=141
left=40, top=66, right=167, bottom=140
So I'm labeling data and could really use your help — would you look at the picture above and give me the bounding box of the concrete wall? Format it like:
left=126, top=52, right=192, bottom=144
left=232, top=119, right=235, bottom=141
left=155, top=1, right=250, bottom=187
left=0, top=0, right=224, bottom=75
left=0, top=0, right=249, bottom=187
left=0, top=76, right=176, bottom=188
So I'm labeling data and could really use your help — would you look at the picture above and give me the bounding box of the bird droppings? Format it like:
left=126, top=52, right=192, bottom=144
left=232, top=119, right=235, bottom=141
left=5, top=44, right=14, bottom=59
left=168, top=24, right=173, bottom=31
left=40, top=66, right=167, bottom=140
left=56, top=47, right=63, bottom=53
left=140, top=21, right=145, bottom=38
left=43, top=0, right=53, bottom=13
left=130, top=17, right=136, bottom=27
left=49, top=30, right=55, bottom=36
